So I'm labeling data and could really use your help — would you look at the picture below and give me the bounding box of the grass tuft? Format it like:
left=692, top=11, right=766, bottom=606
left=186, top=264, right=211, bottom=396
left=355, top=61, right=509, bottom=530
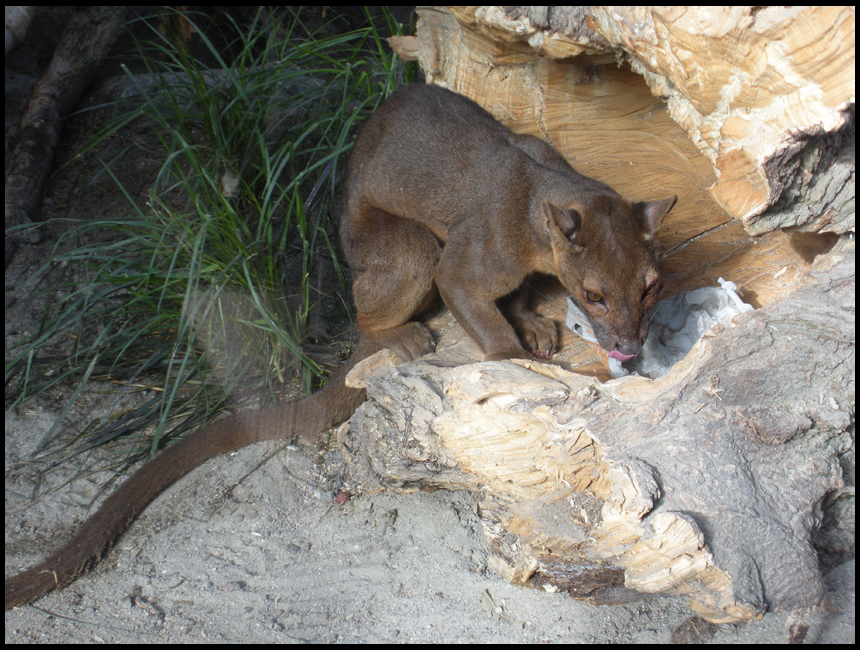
left=6, top=7, right=415, bottom=476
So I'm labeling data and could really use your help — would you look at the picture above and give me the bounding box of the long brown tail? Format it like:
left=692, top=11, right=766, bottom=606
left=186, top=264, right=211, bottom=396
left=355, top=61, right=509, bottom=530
left=5, top=336, right=381, bottom=610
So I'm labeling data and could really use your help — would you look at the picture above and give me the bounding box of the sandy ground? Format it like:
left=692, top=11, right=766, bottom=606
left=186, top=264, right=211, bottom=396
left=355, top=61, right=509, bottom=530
left=5, top=395, right=853, bottom=643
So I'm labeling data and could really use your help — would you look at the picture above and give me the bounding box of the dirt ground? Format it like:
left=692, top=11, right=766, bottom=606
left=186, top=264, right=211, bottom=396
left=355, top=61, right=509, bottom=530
left=5, top=10, right=855, bottom=644
left=5, top=362, right=853, bottom=643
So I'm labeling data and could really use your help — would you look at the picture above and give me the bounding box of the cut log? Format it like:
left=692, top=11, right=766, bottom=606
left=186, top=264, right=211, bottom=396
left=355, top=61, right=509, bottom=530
left=341, top=250, right=854, bottom=624
left=388, top=6, right=854, bottom=309
left=380, top=21, right=854, bottom=622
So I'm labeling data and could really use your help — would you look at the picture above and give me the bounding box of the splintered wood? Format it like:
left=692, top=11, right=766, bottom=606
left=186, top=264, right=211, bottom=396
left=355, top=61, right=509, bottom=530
left=344, top=252, right=853, bottom=623
left=358, top=6, right=856, bottom=624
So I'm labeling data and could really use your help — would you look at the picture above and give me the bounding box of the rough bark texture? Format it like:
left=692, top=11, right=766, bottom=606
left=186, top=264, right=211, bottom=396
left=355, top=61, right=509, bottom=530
left=340, top=250, right=854, bottom=624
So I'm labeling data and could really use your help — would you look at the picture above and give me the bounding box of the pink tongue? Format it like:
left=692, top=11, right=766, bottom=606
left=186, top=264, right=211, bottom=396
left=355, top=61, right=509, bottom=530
left=608, top=350, right=636, bottom=362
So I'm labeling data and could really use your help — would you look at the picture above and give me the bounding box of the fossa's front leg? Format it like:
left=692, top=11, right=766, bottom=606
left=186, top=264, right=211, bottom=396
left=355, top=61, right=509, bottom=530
left=434, top=243, right=532, bottom=361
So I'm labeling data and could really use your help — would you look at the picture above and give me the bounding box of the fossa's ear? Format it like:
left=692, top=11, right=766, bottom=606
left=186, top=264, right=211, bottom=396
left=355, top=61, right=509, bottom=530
left=633, top=195, right=677, bottom=238
left=546, top=202, right=582, bottom=246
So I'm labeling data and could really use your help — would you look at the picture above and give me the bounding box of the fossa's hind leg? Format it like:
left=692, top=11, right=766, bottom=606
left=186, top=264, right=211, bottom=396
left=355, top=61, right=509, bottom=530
left=343, top=206, right=440, bottom=361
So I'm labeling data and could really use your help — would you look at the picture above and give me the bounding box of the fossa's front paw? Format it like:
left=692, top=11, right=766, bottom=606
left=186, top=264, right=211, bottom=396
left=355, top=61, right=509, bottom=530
left=512, top=313, right=558, bottom=359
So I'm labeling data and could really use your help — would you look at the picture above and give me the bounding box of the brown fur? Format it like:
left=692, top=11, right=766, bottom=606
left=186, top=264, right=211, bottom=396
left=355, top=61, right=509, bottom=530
left=342, top=84, right=675, bottom=362
left=5, top=84, right=675, bottom=609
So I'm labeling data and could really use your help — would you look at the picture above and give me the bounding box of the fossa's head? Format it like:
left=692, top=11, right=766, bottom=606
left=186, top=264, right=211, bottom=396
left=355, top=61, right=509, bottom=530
left=546, top=193, right=677, bottom=359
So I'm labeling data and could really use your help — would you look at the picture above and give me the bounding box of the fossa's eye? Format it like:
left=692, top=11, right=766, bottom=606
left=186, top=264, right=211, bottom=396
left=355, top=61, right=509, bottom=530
left=585, top=290, right=603, bottom=303
left=643, top=282, right=659, bottom=299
